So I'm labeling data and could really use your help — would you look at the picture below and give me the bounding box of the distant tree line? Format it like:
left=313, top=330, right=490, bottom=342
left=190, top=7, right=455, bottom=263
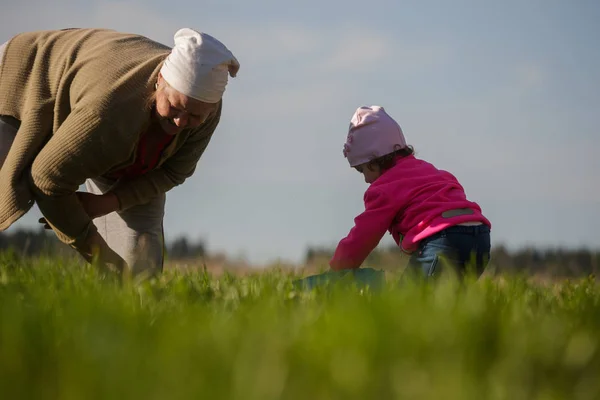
left=1, top=228, right=598, bottom=278
left=0, top=228, right=206, bottom=261
left=166, top=236, right=206, bottom=260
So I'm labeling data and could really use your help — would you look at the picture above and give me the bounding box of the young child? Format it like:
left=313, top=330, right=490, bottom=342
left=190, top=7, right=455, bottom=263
left=330, top=105, right=491, bottom=278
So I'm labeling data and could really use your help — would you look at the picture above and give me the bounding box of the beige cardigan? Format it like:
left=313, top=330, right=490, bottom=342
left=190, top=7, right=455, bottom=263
left=0, top=28, right=221, bottom=249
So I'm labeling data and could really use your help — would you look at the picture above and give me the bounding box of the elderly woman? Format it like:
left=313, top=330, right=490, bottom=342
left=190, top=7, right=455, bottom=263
left=0, top=27, right=239, bottom=275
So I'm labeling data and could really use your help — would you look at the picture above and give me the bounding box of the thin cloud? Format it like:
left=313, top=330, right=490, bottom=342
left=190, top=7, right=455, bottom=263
left=320, top=33, right=389, bottom=72
left=514, top=62, right=546, bottom=89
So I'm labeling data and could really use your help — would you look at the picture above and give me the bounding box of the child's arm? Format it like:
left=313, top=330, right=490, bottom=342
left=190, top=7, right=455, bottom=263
left=329, top=188, right=397, bottom=270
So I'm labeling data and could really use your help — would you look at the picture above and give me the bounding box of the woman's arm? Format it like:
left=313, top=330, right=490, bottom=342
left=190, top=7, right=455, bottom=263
left=111, top=101, right=222, bottom=210
left=28, top=107, right=135, bottom=264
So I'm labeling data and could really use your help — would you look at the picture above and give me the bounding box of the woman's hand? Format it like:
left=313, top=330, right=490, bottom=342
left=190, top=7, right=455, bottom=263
left=76, top=191, right=120, bottom=219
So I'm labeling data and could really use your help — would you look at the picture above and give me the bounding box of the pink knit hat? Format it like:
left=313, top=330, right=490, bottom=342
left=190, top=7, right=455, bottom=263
left=342, top=106, right=407, bottom=167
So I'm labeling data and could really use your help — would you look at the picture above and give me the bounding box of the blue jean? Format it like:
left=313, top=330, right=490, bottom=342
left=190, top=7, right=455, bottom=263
left=406, top=225, right=491, bottom=279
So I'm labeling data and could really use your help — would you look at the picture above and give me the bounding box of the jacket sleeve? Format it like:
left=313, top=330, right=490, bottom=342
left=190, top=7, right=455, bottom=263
left=111, top=101, right=222, bottom=210
left=329, top=187, right=397, bottom=271
left=28, top=108, right=137, bottom=249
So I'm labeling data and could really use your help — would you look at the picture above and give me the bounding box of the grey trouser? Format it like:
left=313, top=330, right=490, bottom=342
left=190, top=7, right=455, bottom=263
left=85, top=178, right=166, bottom=275
left=0, top=39, right=165, bottom=274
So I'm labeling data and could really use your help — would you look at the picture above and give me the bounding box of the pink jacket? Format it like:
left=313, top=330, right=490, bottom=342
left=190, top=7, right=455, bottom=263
left=330, top=155, right=491, bottom=270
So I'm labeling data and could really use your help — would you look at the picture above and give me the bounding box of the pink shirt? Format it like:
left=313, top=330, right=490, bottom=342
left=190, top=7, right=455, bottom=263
left=330, top=155, right=491, bottom=270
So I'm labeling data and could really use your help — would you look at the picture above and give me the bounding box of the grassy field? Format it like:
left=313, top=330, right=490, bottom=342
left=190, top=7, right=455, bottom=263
left=1, top=251, right=599, bottom=400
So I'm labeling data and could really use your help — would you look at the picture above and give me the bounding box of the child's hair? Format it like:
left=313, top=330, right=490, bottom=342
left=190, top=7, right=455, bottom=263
left=367, top=145, right=415, bottom=171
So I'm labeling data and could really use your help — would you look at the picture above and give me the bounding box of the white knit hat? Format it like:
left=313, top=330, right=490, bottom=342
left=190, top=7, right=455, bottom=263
left=160, top=28, right=240, bottom=103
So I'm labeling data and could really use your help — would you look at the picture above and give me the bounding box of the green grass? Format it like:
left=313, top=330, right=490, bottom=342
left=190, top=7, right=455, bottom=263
left=1, top=251, right=599, bottom=400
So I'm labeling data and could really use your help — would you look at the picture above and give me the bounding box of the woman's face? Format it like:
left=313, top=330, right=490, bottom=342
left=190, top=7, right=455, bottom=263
left=153, top=74, right=219, bottom=135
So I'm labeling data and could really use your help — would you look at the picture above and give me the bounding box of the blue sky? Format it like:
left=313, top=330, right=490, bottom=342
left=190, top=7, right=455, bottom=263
left=1, top=1, right=599, bottom=264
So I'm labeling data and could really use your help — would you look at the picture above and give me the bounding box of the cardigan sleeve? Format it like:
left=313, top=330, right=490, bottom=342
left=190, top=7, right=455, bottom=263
left=329, top=187, right=397, bottom=270
left=28, top=107, right=136, bottom=248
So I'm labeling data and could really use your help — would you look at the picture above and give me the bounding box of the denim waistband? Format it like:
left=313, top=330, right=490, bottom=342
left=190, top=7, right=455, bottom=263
left=427, top=224, right=490, bottom=241
left=443, top=224, right=489, bottom=235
